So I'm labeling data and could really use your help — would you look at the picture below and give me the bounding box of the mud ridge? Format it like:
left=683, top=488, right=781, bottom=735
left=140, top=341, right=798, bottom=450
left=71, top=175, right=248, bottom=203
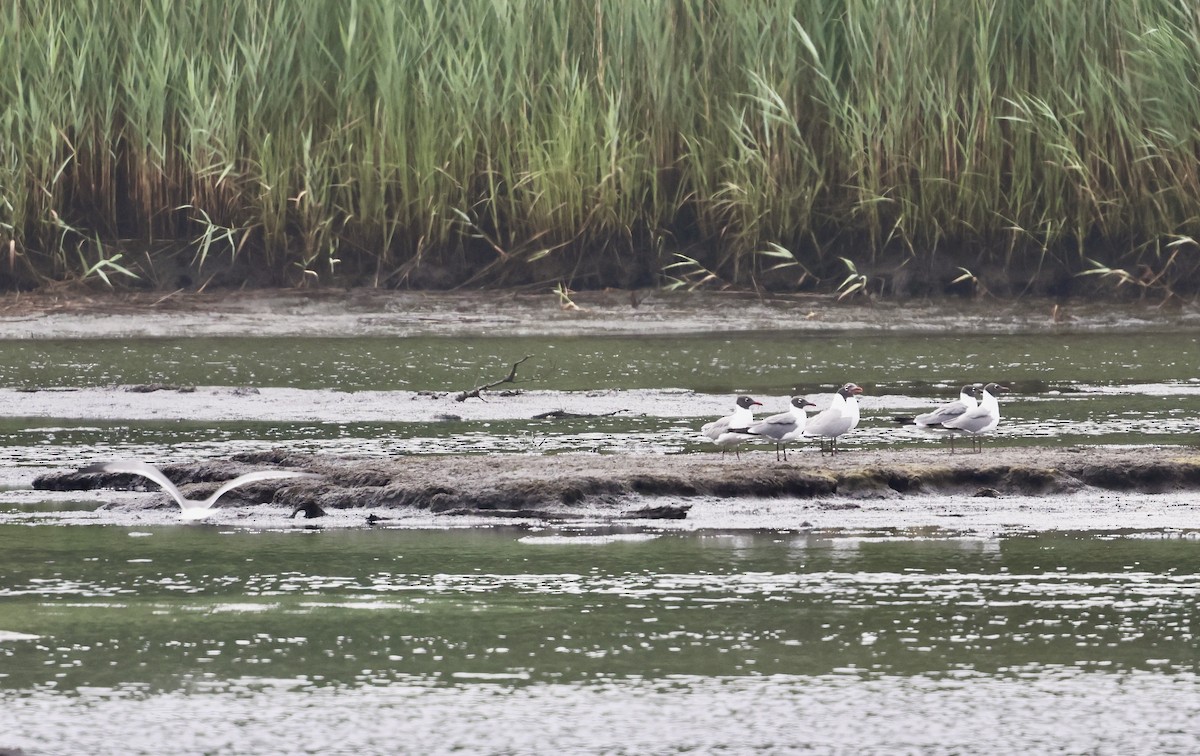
left=31, top=446, right=1200, bottom=520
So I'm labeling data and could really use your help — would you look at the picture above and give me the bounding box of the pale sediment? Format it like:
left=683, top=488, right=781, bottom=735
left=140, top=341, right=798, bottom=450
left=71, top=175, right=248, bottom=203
left=31, top=446, right=1200, bottom=520
left=3, top=289, right=1199, bottom=340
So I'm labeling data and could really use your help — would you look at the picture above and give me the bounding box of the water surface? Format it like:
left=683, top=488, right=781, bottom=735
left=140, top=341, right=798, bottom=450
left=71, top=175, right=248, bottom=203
left=0, top=331, right=1197, bottom=471
left=3, top=325, right=1200, bottom=753
left=1, top=526, right=1197, bottom=754
left=0, top=330, right=1196, bottom=392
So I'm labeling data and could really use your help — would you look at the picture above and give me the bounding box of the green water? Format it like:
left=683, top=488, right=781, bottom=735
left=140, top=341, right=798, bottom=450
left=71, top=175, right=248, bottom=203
left=3, top=328, right=1200, bottom=752
left=1, top=525, right=1197, bottom=753
left=0, top=330, right=1199, bottom=461
left=0, top=530, right=1195, bottom=753
left=0, top=330, right=1197, bottom=393
left=5, top=526, right=1197, bottom=688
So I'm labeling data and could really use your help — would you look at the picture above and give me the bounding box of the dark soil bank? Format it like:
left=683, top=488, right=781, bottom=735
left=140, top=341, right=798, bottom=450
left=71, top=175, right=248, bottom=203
left=33, top=446, right=1200, bottom=520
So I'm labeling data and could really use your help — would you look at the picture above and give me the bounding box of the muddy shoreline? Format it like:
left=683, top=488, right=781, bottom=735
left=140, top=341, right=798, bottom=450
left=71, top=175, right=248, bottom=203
left=10, top=288, right=1200, bottom=533
left=32, top=446, right=1200, bottom=522
left=3, top=287, right=1200, bottom=339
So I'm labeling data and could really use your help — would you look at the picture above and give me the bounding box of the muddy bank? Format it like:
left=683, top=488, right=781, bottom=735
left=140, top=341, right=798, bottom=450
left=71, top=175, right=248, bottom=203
left=3, top=288, right=1199, bottom=340
left=32, top=446, right=1200, bottom=521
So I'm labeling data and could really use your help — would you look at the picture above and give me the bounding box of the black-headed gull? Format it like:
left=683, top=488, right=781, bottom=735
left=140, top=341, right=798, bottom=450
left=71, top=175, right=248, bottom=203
left=80, top=460, right=318, bottom=520
left=911, top=384, right=979, bottom=451
left=701, top=395, right=762, bottom=458
left=844, top=382, right=863, bottom=430
left=747, top=397, right=817, bottom=460
left=931, top=383, right=1008, bottom=452
left=803, top=383, right=864, bottom=455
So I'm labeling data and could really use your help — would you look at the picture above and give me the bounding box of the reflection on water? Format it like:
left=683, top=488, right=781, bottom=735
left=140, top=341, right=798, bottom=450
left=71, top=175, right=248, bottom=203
left=0, top=526, right=1197, bottom=753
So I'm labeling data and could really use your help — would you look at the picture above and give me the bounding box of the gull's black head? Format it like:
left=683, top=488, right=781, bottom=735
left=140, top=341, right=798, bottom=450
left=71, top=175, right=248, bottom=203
left=983, top=383, right=1010, bottom=395
left=791, top=397, right=817, bottom=409
left=736, top=396, right=763, bottom=409
left=839, top=383, right=864, bottom=398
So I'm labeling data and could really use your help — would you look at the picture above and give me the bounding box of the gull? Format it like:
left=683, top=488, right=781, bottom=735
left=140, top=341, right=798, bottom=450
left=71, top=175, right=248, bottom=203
left=746, top=397, right=817, bottom=460
left=701, top=395, right=762, bottom=458
left=803, top=383, right=864, bottom=455
left=914, top=385, right=978, bottom=428
left=900, top=384, right=979, bottom=451
left=930, top=383, right=1009, bottom=453
left=79, top=460, right=318, bottom=521
left=844, top=382, right=863, bottom=431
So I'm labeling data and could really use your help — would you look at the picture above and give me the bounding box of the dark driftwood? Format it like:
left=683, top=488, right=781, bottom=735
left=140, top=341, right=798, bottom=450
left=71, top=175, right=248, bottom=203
left=123, top=383, right=197, bottom=393
left=618, top=504, right=692, bottom=519
left=454, top=355, right=532, bottom=402
left=531, top=409, right=628, bottom=420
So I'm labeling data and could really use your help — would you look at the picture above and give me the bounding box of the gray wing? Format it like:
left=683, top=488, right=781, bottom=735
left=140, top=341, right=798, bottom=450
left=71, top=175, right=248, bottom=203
left=748, top=412, right=798, bottom=441
left=803, top=406, right=847, bottom=438
left=701, top=415, right=731, bottom=439
left=915, top=400, right=968, bottom=427
left=942, top=406, right=993, bottom=434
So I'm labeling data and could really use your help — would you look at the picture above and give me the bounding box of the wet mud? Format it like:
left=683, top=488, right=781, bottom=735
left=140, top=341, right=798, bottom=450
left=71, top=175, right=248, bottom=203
left=3, top=287, right=1200, bottom=339
left=32, top=446, right=1200, bottom=522
left=11, top=288, right=1200, bottom=531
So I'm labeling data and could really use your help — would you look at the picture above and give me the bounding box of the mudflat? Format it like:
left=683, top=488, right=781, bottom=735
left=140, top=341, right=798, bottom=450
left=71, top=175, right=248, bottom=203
left=33, top=444, right=1200, bottom=519
left=10, top=287, right=1200, bottom=532
left=3, top=287, right=1198, bottom=339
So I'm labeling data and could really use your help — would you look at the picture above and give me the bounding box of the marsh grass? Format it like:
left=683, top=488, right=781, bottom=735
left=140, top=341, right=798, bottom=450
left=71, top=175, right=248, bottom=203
left=4, top=0, right=1200, bottom=293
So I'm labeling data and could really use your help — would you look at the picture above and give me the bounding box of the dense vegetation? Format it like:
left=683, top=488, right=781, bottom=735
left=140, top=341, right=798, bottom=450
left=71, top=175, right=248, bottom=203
left=4, top=0, right=1200, bottom=297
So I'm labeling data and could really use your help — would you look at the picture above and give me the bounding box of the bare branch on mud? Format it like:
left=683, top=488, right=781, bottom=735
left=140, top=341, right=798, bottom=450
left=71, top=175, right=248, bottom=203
left=454, top=355, right=533, bottom=402
left=531, top=409, right=628, bottom=420
left=122, top=383, right=197, bottom=393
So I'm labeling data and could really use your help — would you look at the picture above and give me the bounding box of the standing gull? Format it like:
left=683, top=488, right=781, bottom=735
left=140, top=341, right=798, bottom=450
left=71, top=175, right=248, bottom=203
left=844, top=382, right=863, bottom=431
left=931, top=383, right=1008, bottom=452
left=79, top=460, right=318, bottom=521
left=701, top=395, right=762, bottom=458
left=747, top=397, right=817, bottom=461
left=803, top=383, right=864, bottom=455
left=909, top=384, right=979, bottom=451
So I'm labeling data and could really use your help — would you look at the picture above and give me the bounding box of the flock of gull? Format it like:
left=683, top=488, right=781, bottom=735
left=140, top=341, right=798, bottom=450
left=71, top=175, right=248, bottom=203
left=77, top=382, right=1007, bottom=522
left=701, top=382, right=1010, bottom=459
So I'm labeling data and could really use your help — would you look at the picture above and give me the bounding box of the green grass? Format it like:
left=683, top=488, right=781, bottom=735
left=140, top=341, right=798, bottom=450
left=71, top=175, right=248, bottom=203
left=3, top=0, right=1200, bottom=293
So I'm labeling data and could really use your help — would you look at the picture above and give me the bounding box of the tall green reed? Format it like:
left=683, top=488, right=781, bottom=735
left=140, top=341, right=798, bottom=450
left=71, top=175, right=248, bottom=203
left=3, top=0, right=1200, bottom=291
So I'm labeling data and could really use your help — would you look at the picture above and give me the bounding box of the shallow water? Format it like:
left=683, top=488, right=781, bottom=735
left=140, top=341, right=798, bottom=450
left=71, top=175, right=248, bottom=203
left=0, top=330, right=1198, bottom=473
left=1, top=526, right=1197, bottom=754
left=3, top=324, right=1200, bottom=752
left=1, top=330, right=1197, bottom=392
